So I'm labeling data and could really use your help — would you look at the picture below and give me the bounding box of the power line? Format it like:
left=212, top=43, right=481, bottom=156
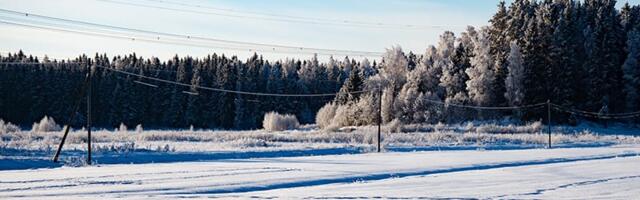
left=1, top=62, right=367, bottom=97
left=0, top=8, right=384, bottom=57
left=550, top=103, right=640, bottom=117
left=423, top=98, right=548, bottom=110
left=97, top=0, right=463, bottom=30
left=550, top=104, right=640, bottom=119
left=5, top=61, right=639, bottom=115
left=96, top=65, right=371, bottom=97
left=0, top=20, right=262, bottom=53
left=0, top=19, right=377, bottom=57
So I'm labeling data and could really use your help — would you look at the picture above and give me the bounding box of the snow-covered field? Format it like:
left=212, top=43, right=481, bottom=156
left=2, top=123, right=639, bottom=169
left=0, top=145, right=639, bottom=199
left=1, top=122, right=640, bottom=199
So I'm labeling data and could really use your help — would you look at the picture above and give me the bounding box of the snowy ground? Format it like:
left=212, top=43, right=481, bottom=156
left=0, top=145, right=639, bottom=199
left=2, top=122, right=639, bottom=170
left=1, top=122, right=639, bottom=198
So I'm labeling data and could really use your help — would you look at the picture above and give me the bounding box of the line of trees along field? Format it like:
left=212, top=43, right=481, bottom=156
left=1, top=0, right=640, bottom=129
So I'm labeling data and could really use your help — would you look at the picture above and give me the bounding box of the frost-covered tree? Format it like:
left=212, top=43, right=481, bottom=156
left=381, top=87, right=395, bottom=123
left=353, top=93, right=377, bottom=125
left=380, top=45, right=408, bottom=90
left=505, top=41, right=525, bottom=107
left=466, top=27, right=496, bottom=106
left=448, top=26, right=476, bottom=104
left=439, top=31, right=465, bottom=101
left=393, top=82, right=419, bottom=123
left=419, top=46, right=443, bottom=97
left=316, top=103, right=337, bottom=129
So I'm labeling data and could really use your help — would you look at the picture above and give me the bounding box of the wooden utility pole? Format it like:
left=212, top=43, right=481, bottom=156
left=87, top=65, right=92, bottom=165
left=377, top=88, right=382, bottom=153
left=547, top=99, right=551, bottom=149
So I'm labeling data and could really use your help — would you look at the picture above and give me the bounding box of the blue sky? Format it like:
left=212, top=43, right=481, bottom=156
left=1, top=0, right=638, bottom=61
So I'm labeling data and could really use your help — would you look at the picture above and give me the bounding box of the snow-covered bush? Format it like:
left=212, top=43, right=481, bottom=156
left=263, top=112, right=300, bottom=131
left=386, top=118, right=403, bottom=133
left=230, top=138, right=268, bottom=148
left=117, top=123, right=128, bottom=133
left=331, top=103, right=356, bottom=128
left=0, top=119, right=20, bottom=134
left=31, top=116, right=61, bottom=133
left=63, top=156, right=89, bottom=167
left=135, top=124, right=143, bottom=133
left=316, top=103, right=337, bottom=129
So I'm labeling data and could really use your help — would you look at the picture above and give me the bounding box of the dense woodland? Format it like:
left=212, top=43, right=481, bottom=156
left=1, top=0, right=640, bottom=129
left=0, top=52, right=371, bottom=129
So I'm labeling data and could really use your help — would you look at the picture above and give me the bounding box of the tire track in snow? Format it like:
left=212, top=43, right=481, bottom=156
left=180, top=152, right=640, bottom=195
left=0, top=167, right=298, bottom=193
left=501, top=175, right=640, bottom=198
left=0, top=166, right=283, bottom=184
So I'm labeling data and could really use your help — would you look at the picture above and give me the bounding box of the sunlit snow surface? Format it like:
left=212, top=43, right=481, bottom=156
left=1, top=145, right=639, bottom=199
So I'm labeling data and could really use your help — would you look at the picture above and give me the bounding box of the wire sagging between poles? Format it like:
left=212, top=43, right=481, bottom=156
left=96, top=65, right=371, bottom=97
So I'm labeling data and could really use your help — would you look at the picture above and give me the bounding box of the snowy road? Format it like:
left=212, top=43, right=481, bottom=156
left=1, top=145, right=639, bottom=199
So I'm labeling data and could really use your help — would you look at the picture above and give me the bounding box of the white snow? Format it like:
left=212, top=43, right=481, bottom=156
left=0, top=145, right=639, bottom=199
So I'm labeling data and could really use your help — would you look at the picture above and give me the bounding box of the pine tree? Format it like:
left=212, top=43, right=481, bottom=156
left=336, top=65, right=363, bottom=104
left=186, top=61, right=203, bottom=127
left=267, top=61, right=285, bottom=112
left=489, top=1, right=510, bottom=106
left=622, top=28, right=640, bottom=112
left=578, top=0, right=624, bottom=112
left=549, top=1, right=577, bottom=109
left=506, top=0, right=530, bottom=44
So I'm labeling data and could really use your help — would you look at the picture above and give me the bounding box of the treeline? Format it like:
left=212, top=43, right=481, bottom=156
left=0, top=51, right=376, bottom=129
left=319, top=0, right=640, bottom=127
left=2, top=0, right=640, bottom=130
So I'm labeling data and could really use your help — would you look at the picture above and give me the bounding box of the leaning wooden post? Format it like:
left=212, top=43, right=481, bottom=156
left=53, top=68, right=90, bottom=163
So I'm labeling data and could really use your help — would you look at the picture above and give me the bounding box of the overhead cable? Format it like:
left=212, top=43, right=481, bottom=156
left=0, top=8, right=383, bottom=57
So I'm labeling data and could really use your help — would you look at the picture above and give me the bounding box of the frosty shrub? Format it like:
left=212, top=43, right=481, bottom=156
left=386, top=118, right=403, bottom=133
left=0, top=119, right=20, bottom=134
left=230, top=138, right=268, bottom=148
left=263, top=112, right=300, bottom=131
left=31, top=116, right=62, bottom=133
left=331, top=103, right=355, bottom=129
left=63, top=156, right=89, bottom=167
left=135, top=124, right=143, bottom=133
left=527, top=121, right=543, bottom=133
left=316, top=103, right=337, bottom=129
left=117, top=123, right=128, bottom=133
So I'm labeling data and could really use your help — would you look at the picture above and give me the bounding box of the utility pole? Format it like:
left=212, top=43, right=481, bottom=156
left=377, top=87, right=382, bottom=153
left=87, top=65, right=92, bottom=165
left=547, top=99, right=551, bottom=149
